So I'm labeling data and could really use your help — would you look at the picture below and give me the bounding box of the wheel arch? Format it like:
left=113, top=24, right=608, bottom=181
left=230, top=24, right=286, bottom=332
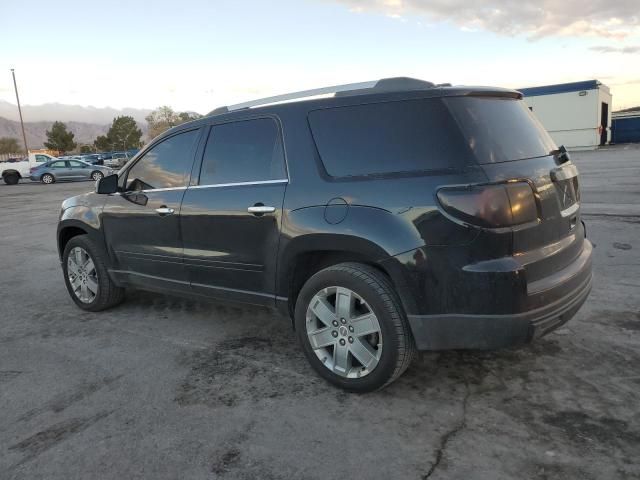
left=1, top=168, right=22, bottom=178
left=57, top=217, right=104, bottom=261
left=277, top=235, right=417, bottom=325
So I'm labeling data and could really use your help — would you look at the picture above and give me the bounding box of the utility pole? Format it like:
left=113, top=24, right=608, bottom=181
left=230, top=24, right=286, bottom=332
left=11, top=69, right=29, bottom=154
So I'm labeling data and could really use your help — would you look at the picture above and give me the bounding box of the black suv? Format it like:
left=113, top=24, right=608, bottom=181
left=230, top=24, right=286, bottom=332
left=57, top=77, right=592, bottom=391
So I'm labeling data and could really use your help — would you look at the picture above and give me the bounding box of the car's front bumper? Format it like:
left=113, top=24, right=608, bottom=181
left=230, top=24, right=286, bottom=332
left=390, top=238, right=593, bottom=351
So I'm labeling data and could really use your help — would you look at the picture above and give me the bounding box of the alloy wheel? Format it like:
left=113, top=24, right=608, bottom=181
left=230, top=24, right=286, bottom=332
left=67, top=246, right=98, bottom=303
left=305, top=286, right=383, bottom=378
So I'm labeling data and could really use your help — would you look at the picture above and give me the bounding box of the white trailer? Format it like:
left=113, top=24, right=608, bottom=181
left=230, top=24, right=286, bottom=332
left=518, top=80, right=612, bottom=150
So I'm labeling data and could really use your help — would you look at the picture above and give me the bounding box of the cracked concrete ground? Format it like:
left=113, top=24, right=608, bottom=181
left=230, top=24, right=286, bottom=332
left=1, top=145, right=639, bottom=480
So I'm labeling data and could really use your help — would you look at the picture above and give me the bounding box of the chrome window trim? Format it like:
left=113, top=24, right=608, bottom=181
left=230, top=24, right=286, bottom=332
left=114, top=186, right=188, bottom=195
left=189, top=179, right=288, bottom=190
left=140, top=186, right=188, bottom=193
left=115, top=179, right=288, bottom=194
left=560, top=202, right=580, bottom=218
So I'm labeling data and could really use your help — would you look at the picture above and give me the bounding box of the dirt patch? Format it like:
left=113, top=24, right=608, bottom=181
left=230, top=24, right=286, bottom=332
left=613, top=242, right=632, bottom=250
left=175, top=334, right=327, bottom=408
left=17, top=375, right=122, bottom=423
left=542, top=410, right=640, bottom=451
left=0, top=370, right=23, bottom=384
left=9, top=411, right=112, bottom=465
left=587, top=310, right=640, bottom=331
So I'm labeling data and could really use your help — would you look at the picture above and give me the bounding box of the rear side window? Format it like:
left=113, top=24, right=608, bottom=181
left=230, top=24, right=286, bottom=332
left=444, top=97, right=556, bottom=164
left=126, top=129, right=199, bottom=191
left=199, top=118, right=286, bottom=185
left=308, top=98, right=470, bottom=178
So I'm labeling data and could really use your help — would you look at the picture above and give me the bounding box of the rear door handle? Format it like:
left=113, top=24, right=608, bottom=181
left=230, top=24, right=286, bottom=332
left=247, top=205, right=276, bottom=214
left=155, top=207, right=175, bottom=215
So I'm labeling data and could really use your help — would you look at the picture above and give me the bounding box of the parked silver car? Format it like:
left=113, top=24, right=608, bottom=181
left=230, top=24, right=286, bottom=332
left=29, top=159, right=114, bottom=184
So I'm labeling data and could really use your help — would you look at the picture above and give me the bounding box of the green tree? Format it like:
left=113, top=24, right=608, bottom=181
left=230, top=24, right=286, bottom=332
left=94, top=135, right=112, bottom=152
left=79, top=145, right=93, bottom=153
left=146, top=106, right=202, bottom=139
left=93, top=116, right=142, bottom=152
left=108, top=116, right=142, bottom=151
left=0, top=137, right=22, bottom=154
left=44, top=121, right=77, bottom=153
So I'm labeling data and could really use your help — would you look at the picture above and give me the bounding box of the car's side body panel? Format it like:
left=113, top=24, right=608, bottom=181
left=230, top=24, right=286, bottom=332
left=180, top=182, right=287, bottom=306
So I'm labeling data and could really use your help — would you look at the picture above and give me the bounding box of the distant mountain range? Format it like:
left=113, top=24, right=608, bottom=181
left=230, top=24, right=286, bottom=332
left=0, top=100, right=152, bottom=124
left=0, top=117, right=148, bottom=149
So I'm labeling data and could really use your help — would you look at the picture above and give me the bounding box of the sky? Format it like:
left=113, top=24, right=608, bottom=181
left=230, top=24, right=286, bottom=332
left=1, top=0, right=639, bottom=113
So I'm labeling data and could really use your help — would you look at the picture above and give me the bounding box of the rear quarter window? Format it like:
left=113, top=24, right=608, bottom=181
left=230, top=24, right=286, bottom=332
left=444, top=97, right=557, bottom=164
left=308, top=98, right=470, bottom=178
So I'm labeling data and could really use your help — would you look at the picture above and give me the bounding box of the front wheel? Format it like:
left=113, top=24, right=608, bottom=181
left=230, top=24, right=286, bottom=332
left=62, top=235, right=124, bottom=311
left=91, top=171, right=103, bottom=181
left=3, top=173, right=19, bottom=185
left=41, top=173, right=54, bottom=184
left=295, top=262, right=415, bottom=392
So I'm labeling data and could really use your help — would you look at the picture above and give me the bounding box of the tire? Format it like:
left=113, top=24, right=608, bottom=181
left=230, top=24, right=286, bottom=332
left=91, top=171, right=103, bottom=181
left=295, top=262, right=415, bottom=392
left=41, top=173, right=55, bottom=184
left=3, top=173, right=19, bottom=185
left=62, top=235, right=124, bottom=312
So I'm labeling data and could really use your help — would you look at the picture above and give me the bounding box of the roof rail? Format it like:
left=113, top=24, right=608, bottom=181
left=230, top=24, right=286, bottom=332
left=207, top=77, right=435, bottom=115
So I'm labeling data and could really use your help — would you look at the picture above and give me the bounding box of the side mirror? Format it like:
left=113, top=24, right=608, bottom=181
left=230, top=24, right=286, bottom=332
left=96, top=173, right=119, bottom=194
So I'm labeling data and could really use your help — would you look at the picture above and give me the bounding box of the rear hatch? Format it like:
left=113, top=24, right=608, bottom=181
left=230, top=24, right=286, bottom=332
left=444, top=95, right=584, bottom=281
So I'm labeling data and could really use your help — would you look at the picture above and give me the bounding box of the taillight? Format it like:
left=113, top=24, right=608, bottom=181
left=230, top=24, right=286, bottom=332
left=29, top=167, right=37, bottom=174
left=436, top=182, right=538, bottom=228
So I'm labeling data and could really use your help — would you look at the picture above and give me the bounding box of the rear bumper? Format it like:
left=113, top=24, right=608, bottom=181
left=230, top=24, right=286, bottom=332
left=405, top=239, right=593, bottom=350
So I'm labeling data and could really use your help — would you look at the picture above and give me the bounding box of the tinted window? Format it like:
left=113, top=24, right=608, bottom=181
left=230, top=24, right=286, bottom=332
left=126, top=129, right=199, bottom=191
left=68, top=160, right=85, bottom=167
left=50, top=161, right=67, bottom=169
left=36, top=155, right=48, bottom=163
left=308, top=98, right=470, bottom=178
left=444, top=97, right=556, bottom=164
left=199, top=118, right=285, bottom=185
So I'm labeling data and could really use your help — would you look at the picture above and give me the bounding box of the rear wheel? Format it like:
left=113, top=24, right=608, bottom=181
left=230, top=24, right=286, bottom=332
left=295, top=262, right=415, bottom=392
left=91, top=171, right=103, bottom=181
left=3, top=173, right=19, bottom=185
left=62, top=235, right=124, bottom=311
left=41, top=173, right=54, bottom=184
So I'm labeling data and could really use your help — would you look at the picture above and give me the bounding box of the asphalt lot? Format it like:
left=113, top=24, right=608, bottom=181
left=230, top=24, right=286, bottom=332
left=1, top=145, right=639, bottom=480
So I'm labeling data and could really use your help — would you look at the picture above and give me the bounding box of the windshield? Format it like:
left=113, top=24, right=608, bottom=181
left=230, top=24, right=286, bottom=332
left=444, top=96, right=557, bottom=164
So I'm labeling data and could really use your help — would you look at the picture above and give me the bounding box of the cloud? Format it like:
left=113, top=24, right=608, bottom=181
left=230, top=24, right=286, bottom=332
left=590, top=45, right=640, bottom=53
left=332, top=0, right=640, bottom=39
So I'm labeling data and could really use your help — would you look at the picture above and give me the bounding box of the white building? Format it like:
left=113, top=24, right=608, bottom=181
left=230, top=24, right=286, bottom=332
left=518, top=80, right=612, bottom=150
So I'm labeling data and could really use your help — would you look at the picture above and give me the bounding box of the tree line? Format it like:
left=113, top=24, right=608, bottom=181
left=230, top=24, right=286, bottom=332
left=0, top=106, right=202, bottom=155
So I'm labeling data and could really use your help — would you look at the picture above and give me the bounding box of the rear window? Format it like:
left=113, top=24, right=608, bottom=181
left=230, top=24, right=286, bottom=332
left=444, top=97, right=556, bottom=164
left=308, top=98, right=470, bottom=178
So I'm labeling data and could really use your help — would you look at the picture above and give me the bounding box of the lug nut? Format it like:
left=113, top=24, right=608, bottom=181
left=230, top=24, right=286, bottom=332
left=340, top=318, right=347, bottom=324
left=348, top=326, right=354, bottom=332
left=348, top=337, right=354, bottom=343
left=339, top=339, right=346, bottom=346
left=332, top=330, right=338, bottom=338
left=332, top=320, right=339, bottom=327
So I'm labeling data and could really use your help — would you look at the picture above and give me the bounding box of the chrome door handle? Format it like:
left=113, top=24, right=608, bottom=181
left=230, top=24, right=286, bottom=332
left=247, top=205, right=276, bottom=214
left=155, top=207, right=175, bottom=215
